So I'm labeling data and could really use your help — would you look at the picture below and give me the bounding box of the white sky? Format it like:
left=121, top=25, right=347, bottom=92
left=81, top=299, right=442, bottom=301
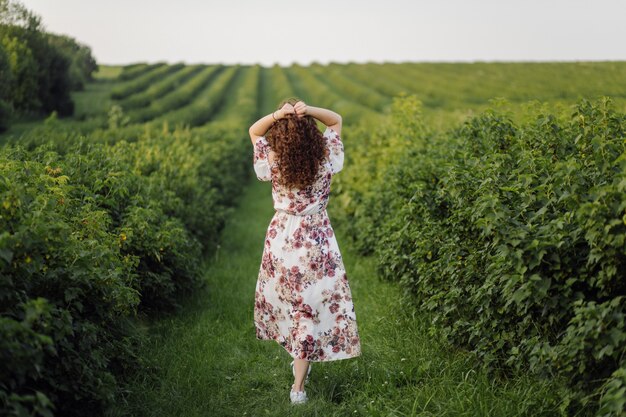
left=19, top=0, right=626, bottom=66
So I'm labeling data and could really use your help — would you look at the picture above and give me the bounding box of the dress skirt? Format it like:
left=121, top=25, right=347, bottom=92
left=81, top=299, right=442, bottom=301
left=253, top=208, right=362, bottom=362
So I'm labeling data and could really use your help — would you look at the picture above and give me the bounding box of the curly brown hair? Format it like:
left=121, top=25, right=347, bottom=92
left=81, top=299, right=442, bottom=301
left=265, top=97, right=327, bottom=190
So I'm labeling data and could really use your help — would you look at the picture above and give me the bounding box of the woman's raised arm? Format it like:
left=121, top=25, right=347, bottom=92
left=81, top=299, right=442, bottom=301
left=248, top=102, right=295, bottom=144
left=295, top=102, right=342, bottom=136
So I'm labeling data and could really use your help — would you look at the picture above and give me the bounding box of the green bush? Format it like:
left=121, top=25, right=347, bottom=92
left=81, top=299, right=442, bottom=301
left=46, top=33, right=98, bottom=91
left=0, top=0, right=97, bottom=128
left=332, top=95, right=626, bottom=416
left=0, top=153, right=141, bottom=416
left=0, top=119, right=251, bottom=415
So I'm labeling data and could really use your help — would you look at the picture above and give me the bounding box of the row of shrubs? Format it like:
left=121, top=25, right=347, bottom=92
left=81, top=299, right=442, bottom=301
left=331, top=94, right=626, bottom=416
left=0, top=120, right=251, bottom=416
left=125, top=65, right=223, bottom=124
left=110, top=63, right=183, bottom=101
left=117, top=65, right=204, bottom=111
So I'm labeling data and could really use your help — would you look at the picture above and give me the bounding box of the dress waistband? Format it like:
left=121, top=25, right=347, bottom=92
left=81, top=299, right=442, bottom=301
left=275, top=207, right=325, bottom=216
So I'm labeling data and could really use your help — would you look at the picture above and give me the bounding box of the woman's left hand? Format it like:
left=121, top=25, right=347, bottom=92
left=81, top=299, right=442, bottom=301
left=294, top=100, right=307, bottom=118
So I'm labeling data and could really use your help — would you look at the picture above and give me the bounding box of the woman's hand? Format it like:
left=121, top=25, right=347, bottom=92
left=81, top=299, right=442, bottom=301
left=277, top=102, right=295, bottom=119
left=294, top=100, right=307, bottom=118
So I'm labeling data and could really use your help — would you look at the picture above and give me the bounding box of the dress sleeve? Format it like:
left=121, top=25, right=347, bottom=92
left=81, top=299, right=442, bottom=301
left=323, top=127, right=344, bottom=174
left=253, top=136, right=272, bottom=181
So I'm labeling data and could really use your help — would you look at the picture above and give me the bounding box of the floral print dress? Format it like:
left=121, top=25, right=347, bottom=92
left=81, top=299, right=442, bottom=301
left=252, top=126, right=362, bottom=362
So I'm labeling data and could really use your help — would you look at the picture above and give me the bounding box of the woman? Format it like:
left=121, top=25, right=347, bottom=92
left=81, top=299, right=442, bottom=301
left=249, top=98, right=362, bottom=404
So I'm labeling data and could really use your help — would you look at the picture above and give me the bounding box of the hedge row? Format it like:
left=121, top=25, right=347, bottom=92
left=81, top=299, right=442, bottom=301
left=149, top=65, right=240, bottom=128
left=110, top=63, right=182, bottom=100
left=125, top=65, right=223, bottom=124
left=117, top=64, right=205, bottom=110
left=116, top=63, right=162, bottom=81
left=284, top=64, right=378, bottom=124
left=331, top=95, right=626, bottom=416
left=0, top=124, right=250, bottom=416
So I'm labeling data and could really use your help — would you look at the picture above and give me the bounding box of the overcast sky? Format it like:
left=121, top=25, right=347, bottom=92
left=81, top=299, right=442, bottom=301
left=20, top=0, right=626, bottom=66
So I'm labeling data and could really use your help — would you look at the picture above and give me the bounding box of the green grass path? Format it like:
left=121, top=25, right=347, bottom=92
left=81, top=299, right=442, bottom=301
left=107, top=179, right=569, bottom=417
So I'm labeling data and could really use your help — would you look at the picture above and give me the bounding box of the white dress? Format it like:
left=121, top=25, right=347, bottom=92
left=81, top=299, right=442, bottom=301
left=252, top=127, right=362, bottom=362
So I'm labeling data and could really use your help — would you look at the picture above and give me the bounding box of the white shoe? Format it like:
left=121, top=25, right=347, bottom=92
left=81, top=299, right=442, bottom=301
left=290, top=360, right=311, bottom=383
left=290, top=384, right=308, bottom=404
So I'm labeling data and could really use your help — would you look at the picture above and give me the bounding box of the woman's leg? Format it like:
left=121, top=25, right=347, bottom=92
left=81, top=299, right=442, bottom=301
left=292, top=358, right=310, bottom=392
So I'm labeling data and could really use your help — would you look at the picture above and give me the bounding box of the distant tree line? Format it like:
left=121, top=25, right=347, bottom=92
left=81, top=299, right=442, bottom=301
left=0, top=0, right=97, bottom=131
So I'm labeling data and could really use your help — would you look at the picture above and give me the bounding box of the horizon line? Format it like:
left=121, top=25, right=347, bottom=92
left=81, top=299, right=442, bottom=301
left=97, top=58, right=626, bottom=68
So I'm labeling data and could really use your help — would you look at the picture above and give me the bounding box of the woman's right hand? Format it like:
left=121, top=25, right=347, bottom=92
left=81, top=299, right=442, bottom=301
left=294, top=100, right=307, bottom=118
left=278, top=102, right=295, bottom=119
